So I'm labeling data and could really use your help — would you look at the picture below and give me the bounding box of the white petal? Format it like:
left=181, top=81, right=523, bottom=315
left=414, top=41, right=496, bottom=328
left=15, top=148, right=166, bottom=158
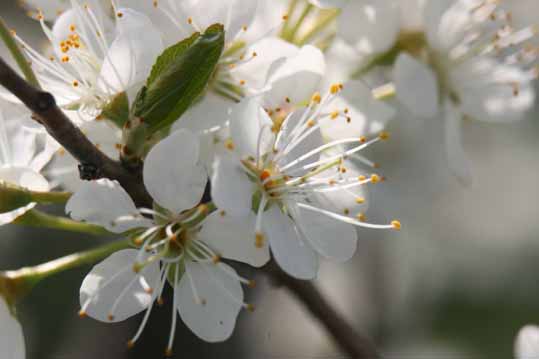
left=320, top=80, right=395, bottom=141
left=177, top=261, right=243, bottom=342
left=309, top=0, right=349, bottom=9
left=515, top=325, right=539, bottom=359
left=291, top=201, right=357, bottom=262
left=451, top=58, right=535, bottom=123
left=394, top=53, right=440, bottom=118
left=66, top=179, right=152, bottom=233
left=22, top=0, right=71, bottom=21
left=444, top=101, right=472, bottom=185
left=171, top=92, right=233, bottom=134
left=0, top=166, right=49, bottom=192
left=263, top=205, right=319, bottom=280
left=338, top=0, right=400, bottom=54
left=229, top=99, right=273, bottom=158
left=0, top=297, right=25, bottom=359
left=80, top=249, right=160, bottom=323
left=263, top=45, right=326, bottom=108
left=98, top=9, right=164, bottom=93
left=143, top=130, right=207, bottom=214
left=231, top=37, right=299, bottom=92
left=211, top=155, right=254, bottom=218
left=277, top=110, right=323, bottom=176
left=199, top=211, right=270, bottom=267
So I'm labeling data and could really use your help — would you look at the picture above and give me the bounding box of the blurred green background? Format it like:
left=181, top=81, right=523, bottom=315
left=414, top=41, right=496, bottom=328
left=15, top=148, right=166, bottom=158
left=1, top=1, right=539, bottom=358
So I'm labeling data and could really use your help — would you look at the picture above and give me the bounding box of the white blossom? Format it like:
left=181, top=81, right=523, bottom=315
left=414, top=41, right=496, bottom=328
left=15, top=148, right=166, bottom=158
left=0, top=103, right=54, bottom=225
left=211, top=86, right=400, bottom=279
left=12, top=1, right=164, bottom=120
left=394, top=0, right=538, bottom=182
left=515, top=325, right=539, bottom=359
left=67, top=130, right=265, bottom=351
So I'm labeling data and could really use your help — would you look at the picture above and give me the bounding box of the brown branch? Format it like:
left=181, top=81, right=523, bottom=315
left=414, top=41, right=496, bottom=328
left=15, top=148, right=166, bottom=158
left=265, top=261, right=381, bottom=359
left=0, top=56, right=152, bottom=207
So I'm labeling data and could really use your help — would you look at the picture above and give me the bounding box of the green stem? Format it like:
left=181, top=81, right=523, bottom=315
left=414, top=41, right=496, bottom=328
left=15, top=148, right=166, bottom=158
left=13, top=209, right=110, bottom=236
left=1, top=239, right=131, bottom=304
left=0, top=16, right=40, bottom=88
left=30, top=191, right=71, bottom=204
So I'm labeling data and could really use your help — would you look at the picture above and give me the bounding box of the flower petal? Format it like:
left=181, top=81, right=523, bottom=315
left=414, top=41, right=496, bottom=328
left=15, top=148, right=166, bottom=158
left=98, top=9, right=164, bottom=93
left=0, top=297, right=25, bottom=359
left=199, top=211, right=270, bottom=267
left=338, top=0, right=400, bottom=54
left=320, top=80, right=395, bottom=142
left=66, top=179, right=152, bottom=233
left=263, top=45, right=326, bottom=108
left=177, top=261, right=244, bottom=342
left=229, top=99, right=273, bottom=158
left=291, top=201, right=357, bottom=262
left=211, top=154, right=254, bottom=218
left=143, top=129, right=207, bottom=214
left=515, top=325, right=539, bottom=359
left=309, top=0, right=348, bottom=9
left=394, top=53, right=439, bottom=118
left=263, top=205, right=319, bottom=280
left=80, top=249, right=161, bottom=322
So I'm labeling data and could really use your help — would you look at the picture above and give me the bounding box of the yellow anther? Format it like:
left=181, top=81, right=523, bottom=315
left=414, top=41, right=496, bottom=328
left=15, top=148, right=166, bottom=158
left=212, top=255, right=221, bottom=264
left=107, top=314, right=115, bottom=321
left=358, top=175, right=367, bottom=181
left=61, top=56, right=70, bottom=63
left=285, top=97, right=291, bottom=103
left=355, top=197, right=365, bottom=204
left=153, top=0, right=158, bottom=7
left=330, top=110, right=339, bottom=120
left=343, top=208, right=350, bottom=215
left=187, top=17, right=193, bottom=24
left=311, top=92, right=322, bottom=104
left=116, top=12, right=123, bottom=18
left=255, top=232, right=265, bottom=248
left=344, top=108, right=349, bottom=114
left=282, top=14, right=289, bottom=20
left=72, top=80, right=79, bottom=87
left=359, top=136, right=367, bottom=143
left=78, top=309, right=87, bottom=318
left=307, top=119, right=316, bottom=127
left=370, top=174, right=380, bottom=184
left=127, top=340, right=135, bottom=349
left=246, top=303, right=256, bottom=312
left=224, top=138, right=235, bottom=151
left=239, top=80, right=246, bottom=86
left=252, top=51, right=257, bottom=57
left=379, top=131, right=390, bottom=140
left=391, top=220, right=402, bottom=230
left=330, top=83, right=343, bottom=94
left=356, top=213, right=366, bottom=222
left=219, top=210, right=226, bottom=217
left=69, top=24, right=76, bottom=32
left=145, top=287, right=154, bottom=295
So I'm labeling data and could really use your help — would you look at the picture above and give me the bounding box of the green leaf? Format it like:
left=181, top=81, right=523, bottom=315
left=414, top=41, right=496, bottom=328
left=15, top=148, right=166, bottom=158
left=133, top=24, right=225, bottom=134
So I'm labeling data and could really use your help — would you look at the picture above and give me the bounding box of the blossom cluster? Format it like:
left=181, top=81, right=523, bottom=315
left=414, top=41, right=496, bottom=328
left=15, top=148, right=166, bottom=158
left=1, top=0, right=538, bottom=357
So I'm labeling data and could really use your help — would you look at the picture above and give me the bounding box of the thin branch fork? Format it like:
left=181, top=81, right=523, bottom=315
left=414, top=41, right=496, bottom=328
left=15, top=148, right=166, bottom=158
left=0, top=56, right=152, bottom=207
